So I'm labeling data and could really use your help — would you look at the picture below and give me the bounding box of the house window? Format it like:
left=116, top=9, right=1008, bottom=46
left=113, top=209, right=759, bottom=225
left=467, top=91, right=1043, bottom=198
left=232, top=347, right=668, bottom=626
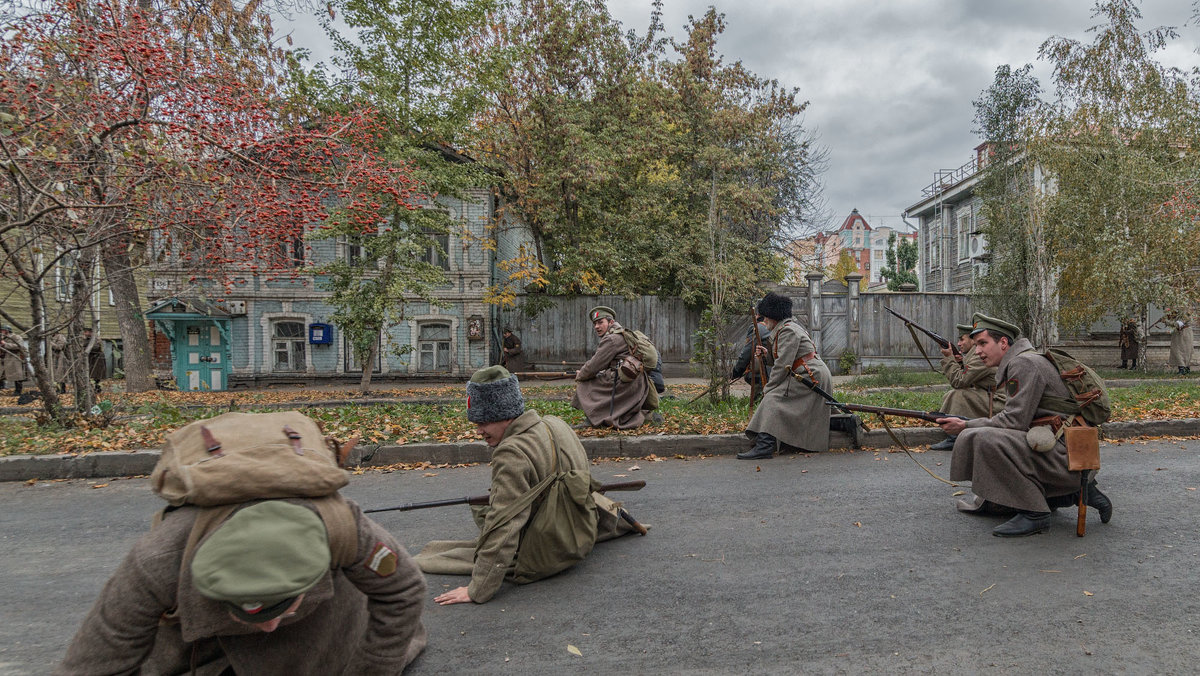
left=417, top=323, right=452, bottom=372
left=928, top=241, right=940, bottom=272
left=54, top=247, right=76, bottom=301
left=272, top=320, right=306, bottom=371
left=345, top=333, right=381, bottom=373
left=339, top=235, right=365, bottom=265
left=957, top=211, right=973, bottom=262
left=421, top=230, right=451, bottom=271
left=277, top=235, right=304, bottom=268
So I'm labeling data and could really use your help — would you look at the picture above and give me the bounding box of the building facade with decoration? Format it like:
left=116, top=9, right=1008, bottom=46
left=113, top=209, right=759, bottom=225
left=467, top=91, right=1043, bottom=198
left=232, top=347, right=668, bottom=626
left=791, top=209, right=917, bottom=288
left=145, top=187, right=529, bottom=390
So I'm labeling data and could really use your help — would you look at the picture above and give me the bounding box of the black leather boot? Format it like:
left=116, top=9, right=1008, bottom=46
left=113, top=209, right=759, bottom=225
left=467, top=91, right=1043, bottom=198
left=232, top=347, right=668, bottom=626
left=992, top=511, right=1051, bottom=537
left=1087, top=481, right=1113, bottom=523
left=738, top=432, right=776, bottom=460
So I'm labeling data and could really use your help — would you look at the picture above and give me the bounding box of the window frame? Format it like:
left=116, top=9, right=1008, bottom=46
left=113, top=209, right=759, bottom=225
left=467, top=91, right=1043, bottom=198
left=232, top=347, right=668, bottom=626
left=271, top=320, right=307, bottom=372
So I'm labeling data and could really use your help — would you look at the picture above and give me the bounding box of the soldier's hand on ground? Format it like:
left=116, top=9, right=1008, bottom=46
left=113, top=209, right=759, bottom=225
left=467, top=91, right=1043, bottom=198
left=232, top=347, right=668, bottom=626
left=937, top=417, right=967, bottom=435
left=434, top=586, right=472, bottom=605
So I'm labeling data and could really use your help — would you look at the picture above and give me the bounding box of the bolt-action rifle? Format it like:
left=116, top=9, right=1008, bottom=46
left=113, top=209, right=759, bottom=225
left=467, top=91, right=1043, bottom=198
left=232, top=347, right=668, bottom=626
left=824, top=402, right=967, bottom=424
left=364, top=480, right=646, bottom=514
left=884, top=306, right=962, bottom=361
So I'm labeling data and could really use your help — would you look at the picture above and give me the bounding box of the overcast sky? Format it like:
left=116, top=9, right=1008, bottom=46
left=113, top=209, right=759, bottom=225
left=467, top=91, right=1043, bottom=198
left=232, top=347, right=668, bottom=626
left=283, top=0, right=1200, bottom=235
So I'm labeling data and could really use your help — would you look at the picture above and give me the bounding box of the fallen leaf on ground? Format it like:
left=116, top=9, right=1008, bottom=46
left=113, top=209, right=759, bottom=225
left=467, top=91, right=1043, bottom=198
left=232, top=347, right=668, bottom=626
left=952, top=490, right=966, bottom=496
left=853, top=521, right=862, bottom=527
left=1074, top=553, right=1088, bottom=559
left=567, top=645, right=582, bottom=657
left=1083, top=591, right=1094, bottom=596
left=91, top=483, right=108, bottom=489
left=422, top=472, right=438, bottom=477
left=627, top=465, right=641, bottom=471
left=980, top=583, right=996, bottom=596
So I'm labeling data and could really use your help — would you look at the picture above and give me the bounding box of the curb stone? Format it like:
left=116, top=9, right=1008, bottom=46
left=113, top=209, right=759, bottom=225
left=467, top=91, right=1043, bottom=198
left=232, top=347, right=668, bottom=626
left=2, top=420, right=1197, bottom=483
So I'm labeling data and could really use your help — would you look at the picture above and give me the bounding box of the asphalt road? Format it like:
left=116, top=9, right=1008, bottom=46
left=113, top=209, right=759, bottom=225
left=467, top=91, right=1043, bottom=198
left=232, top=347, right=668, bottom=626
left=2, top=438, right=1198, bottom=674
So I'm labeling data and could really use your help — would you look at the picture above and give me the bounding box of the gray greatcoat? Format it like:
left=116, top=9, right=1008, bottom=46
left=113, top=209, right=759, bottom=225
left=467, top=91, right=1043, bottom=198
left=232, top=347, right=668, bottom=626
left=414, top=410, right=628, bottom=602
left=950, top=338, right=1080, bottom=513
left=1, top=335, right=26, bottom=383
left=49, top=333, right=70, bottom=383
left=1168, top=320, right=1194, bottom=368
left=745, top=318, right=832, bottom=452
left=938, top=349, right=1005, bottom=419
left=56, top=498, right=427, bottom=676
left=571, top=322, right=648, bottom=429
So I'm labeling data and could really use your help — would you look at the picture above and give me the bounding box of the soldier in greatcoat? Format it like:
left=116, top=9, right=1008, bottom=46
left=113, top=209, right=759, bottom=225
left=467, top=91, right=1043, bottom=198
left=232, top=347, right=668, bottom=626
left=570, top=306, right=649, bottom=429
left=84, top=327, right=106, bottom=392
left=415, top=367, right=634, bottom=604
left=937, top=314, right=1113, bottom=537
left=1118, top=318, right=1142, bottom=369
left=739, top=292, right=832, bottom=459
left=1, top=326, right=28, bottom=395
left=1167, top=312, right=1194, bottom=375
left=49, top=333, right=70, bottom=393
left=929, top=322, right=1006, bottom=450
left=500, top=328, right=527, bottom=372
left=56, top=498, right=428, bottom=674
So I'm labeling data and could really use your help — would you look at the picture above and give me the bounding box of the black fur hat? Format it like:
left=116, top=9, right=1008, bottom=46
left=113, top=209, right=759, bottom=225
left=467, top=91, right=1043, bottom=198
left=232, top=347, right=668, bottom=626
left=757, top=292, right=793, bottom=321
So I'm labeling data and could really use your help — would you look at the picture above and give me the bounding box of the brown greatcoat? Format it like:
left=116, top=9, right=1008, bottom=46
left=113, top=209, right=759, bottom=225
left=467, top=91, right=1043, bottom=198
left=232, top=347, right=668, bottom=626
left=1118, top=321, right=1141, bottom=363
left=950, top=337, right=1080, bottom=513
left=1168, top=320, right=1194, bottom=368
left=414, top=410, right=628, bottom=603
left=1, top=335, right=26, bottom=383
left=571, top=321, right=648, bottom=429
left=56, top=498, right=428, bottom=676
left=49, top=333, right=70, bottom=383
left=501, top=333, right=528, bottom=372
left=745, top=318, right=832, bottom=452
left=938, top=349, right=1005, bottom=419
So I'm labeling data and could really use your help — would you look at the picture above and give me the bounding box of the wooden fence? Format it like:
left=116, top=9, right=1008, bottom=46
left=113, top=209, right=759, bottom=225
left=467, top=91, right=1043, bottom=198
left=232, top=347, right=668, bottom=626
left=499, top=276, right=1193, bottom=375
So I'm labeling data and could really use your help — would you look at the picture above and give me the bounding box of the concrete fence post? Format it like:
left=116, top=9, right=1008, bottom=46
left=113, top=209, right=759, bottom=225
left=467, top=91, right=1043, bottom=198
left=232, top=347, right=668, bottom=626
left=806, top=272, right=824, bottom=352
left=844, top=273, right=863, bottom=374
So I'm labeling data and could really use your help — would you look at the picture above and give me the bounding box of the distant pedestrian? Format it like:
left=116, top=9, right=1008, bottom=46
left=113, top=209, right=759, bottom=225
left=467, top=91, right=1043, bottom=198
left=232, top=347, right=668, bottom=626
left=1118, top=318, right=1142, bottom=369
left=1167, top=313, right=1194, bottom=375
left=500, top=328, right=527, bottom=372
left=83, top=328, right=105, bottom=393
left=1, top=326, right=27, bottom=395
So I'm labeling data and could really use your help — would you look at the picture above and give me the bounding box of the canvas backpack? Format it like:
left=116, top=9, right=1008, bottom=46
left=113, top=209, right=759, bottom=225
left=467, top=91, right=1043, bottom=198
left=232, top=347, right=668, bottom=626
left=1037, top=348, right=1112, bottom=427
left=608, top=327, right=660, bottom=410
left=150, top=411, right=359, bottom=568
left=476, top=420, right=600, bottom=584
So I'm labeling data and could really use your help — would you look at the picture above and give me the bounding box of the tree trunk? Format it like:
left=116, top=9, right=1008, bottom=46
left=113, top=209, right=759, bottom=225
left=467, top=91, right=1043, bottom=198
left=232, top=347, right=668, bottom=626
left=100, top=237, right=155, bottom=392
left=359, top=339, right=378, bottom=393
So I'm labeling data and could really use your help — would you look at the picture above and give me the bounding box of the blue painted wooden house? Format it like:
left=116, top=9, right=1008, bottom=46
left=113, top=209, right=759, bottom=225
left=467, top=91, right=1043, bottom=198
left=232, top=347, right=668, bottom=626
left=146, top=187, right=531, bottom=390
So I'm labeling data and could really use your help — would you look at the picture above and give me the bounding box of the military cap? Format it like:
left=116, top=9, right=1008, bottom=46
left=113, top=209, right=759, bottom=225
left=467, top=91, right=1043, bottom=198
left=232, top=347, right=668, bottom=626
left=588, top=306, right=616, bottom=322
left=757, top=292, right=793, bottom=321
left=191, top=501, right=331, bottom=623
left=969, top=313, right=1020, bottom=341
left=466, top=365, right=525, bottom=423
left=955, top=322, right=974, bottom=335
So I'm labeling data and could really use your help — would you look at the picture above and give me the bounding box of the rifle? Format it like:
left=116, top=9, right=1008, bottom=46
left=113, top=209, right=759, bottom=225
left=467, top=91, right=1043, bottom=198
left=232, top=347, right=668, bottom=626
left=884, top=306, right=962, bottom=361
left=796, top=379, right=873, bottom=432
left=824, top=402, right=967, bottom=424
left=364, top=479, right=647, bottom=514
left=749, top=307, right=768, bottom=395
left=687, top=375, right=742, bottom=404
left=509, top=371, right=577, bottom=380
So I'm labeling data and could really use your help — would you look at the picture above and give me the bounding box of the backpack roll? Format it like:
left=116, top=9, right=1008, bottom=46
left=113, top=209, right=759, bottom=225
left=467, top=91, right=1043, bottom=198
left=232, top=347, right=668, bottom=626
left=152, top=411, right=349, bottom=507
left=1038, top=348, right=1112, bottom=427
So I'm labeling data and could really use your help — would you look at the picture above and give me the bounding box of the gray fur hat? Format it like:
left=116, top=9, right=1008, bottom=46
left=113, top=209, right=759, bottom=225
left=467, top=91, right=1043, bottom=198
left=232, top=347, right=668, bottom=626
left=757, top=292, right=793, bottom=321
left=466, top=366, right=525, bottom=423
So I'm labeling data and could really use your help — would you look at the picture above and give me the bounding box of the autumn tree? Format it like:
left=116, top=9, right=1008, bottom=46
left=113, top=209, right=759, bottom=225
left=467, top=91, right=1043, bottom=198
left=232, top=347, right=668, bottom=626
left=1, top=0, right=418, bottom=420
left=828, top=250, right=865, bottom=291
left=1034, top=0, right=1200, bottom=363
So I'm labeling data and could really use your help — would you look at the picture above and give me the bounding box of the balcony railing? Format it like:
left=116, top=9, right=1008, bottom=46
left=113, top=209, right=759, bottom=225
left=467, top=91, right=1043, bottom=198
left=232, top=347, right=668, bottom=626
left=920, top=156, right=980, bottom=198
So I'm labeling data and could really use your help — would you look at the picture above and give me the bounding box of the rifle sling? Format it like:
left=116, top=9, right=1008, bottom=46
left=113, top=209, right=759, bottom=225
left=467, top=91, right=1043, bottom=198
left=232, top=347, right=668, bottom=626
left=871, top=413, right=959, bottom=487
left=906, top=323, right=939, bottom=372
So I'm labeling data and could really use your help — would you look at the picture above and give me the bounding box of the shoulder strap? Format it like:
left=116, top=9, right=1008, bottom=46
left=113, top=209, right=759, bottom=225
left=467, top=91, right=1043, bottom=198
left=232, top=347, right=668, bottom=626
left=476, top=422, right=563, bottom=541
left=310, top=494, right=359, bottom=569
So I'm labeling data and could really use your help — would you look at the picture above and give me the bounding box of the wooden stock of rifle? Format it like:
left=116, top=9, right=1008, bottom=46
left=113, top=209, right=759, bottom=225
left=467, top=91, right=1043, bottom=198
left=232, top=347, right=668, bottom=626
left=825, top=402, right=967, bottom=424
left=508, top=371, right=577, bottom=379
left=364, top=479, right=646, bottom=514
left=884, top=306, right=962, bottom=360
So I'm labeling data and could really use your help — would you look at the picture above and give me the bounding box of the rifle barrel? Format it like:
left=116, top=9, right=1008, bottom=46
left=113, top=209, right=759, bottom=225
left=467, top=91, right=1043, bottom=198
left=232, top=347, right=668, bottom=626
left=364, top=480, right=647, bottom=514
left=884, top=306, right=959, bottom=356
left=825, top=402, right=966, bottom=423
